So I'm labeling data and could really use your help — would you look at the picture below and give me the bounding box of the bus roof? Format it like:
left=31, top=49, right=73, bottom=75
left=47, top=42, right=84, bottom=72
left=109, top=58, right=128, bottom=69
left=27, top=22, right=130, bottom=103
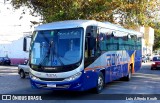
left=35, top=20, right=143, bottom=37
left=35, top=20, right=97, bottom=30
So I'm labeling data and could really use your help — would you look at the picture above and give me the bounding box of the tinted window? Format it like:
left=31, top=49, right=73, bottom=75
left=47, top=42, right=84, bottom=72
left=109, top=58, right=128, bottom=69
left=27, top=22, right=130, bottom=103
left=30, top=28, right=83, bottom=66
left=153, top=57, right=160, bottom=61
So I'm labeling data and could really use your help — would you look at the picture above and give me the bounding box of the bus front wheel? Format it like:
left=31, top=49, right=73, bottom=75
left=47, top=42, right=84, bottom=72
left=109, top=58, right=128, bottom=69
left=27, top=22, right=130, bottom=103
left=93, top=72, right=104, bottom=94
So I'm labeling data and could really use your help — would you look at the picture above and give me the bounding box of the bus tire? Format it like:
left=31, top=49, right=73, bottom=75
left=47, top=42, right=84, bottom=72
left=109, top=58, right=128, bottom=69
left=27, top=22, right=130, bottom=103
left=125, top=66, right=132, bottom=81
left=121, top=66, right=132, bottom=81
left=93, top=72, right=104, bottom=94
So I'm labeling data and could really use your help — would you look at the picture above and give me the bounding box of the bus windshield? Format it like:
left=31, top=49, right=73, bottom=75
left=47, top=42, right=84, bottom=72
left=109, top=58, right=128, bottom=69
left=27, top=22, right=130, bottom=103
left=30, top=28, right=83, bottom=67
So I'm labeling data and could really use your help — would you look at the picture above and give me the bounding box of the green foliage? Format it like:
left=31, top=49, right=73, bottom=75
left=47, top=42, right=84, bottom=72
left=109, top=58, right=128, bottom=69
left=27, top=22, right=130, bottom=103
left=11, top=0, right=160, bottom=26
left=10, top=0, right=160, bottom=50
left=148, top=22, right=160, bottom=50
left=154, top=29, right=160, bottom=50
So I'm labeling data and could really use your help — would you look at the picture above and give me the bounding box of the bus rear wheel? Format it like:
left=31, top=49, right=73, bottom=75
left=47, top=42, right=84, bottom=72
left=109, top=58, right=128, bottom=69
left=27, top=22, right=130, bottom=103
left=93, top=72, right=104, bottom=94
left=125, top=66, right=132, bottom=81
left=121, top=66, right=132, bottom=81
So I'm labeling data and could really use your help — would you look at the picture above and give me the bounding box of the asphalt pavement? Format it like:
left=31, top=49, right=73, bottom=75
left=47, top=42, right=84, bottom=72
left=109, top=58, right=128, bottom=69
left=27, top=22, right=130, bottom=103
left=0, top=62, right=160, bottom=103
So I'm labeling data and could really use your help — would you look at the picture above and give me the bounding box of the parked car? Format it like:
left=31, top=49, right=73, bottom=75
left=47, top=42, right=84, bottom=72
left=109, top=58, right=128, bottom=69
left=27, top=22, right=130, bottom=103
left=151, top=56, right=160, bottom=70
left=18, top=60, right=30, bottom=78
left=142, top=55, right=148, bottom=63
left=0, top=57, right=11, bottom=65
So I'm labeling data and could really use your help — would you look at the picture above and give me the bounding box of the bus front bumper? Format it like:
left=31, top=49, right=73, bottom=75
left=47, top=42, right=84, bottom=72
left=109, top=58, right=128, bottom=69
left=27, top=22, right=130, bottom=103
left=30, top=77, right=83, bottom=91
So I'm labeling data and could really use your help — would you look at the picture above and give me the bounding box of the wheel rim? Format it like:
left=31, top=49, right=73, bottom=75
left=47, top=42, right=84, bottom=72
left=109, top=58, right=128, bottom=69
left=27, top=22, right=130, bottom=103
left=98, top=76, right=103, bottom=90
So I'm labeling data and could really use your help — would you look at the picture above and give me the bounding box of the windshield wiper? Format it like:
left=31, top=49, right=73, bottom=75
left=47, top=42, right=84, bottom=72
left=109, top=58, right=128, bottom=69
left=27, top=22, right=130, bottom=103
left=38, top=43, right=51, bottom=68
left=38, top=41, right=64, bottom=67
left=51, top=41, right=64, bottom=66
left=52, top=48, right=64, bottom=66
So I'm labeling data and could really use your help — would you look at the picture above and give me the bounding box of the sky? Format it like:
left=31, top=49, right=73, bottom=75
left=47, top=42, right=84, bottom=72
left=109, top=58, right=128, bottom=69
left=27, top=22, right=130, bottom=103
left=0, top=0, right=40, bottom=44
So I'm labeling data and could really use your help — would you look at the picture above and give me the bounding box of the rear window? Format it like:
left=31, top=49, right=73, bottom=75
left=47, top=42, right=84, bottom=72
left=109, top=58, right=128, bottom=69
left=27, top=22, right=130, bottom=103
left=153, top=57, right=160, bottom=61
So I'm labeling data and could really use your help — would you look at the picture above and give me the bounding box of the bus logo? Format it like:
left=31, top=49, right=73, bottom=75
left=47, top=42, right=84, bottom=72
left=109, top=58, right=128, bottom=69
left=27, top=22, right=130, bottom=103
left=46, top=73, right=57, bottom=78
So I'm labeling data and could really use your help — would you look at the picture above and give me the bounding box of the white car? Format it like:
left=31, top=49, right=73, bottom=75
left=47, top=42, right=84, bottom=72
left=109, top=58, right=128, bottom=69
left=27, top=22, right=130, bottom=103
left=18, top=60, right=30, bottom=78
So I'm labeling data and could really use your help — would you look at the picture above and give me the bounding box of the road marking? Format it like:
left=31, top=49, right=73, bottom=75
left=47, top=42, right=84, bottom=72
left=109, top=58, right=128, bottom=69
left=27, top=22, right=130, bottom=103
left=0, top=73, right=18, bottom=76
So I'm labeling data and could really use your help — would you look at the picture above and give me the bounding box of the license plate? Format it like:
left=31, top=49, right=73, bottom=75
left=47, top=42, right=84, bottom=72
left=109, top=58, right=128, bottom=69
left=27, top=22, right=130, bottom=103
left=47, top=84, right=56, bottom=87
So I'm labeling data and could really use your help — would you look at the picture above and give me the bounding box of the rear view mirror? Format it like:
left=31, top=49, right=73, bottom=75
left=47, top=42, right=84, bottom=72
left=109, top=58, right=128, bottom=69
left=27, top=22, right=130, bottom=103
left=23, top=38, right=27, bottom=51
left=23, top=36, right=31, bottom=52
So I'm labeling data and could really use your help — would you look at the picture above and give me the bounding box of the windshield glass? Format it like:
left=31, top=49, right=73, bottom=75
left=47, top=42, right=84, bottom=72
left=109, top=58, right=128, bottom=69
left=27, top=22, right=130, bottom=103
left=30, top=28, right=83, bottom=67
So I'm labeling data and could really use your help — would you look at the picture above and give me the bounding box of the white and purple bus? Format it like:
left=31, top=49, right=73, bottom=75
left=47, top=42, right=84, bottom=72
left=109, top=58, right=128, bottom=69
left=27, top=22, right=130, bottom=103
left=23, top=20, right=143, bottom=93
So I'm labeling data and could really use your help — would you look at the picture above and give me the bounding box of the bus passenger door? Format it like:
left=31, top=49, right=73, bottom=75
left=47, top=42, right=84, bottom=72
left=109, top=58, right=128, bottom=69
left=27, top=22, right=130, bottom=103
left=83, top=26, right=102, bottom=89
left=84, top=26, right=101, bottom=68
left=106, top=54, right=112, bottom=83
left=111, top=54, right=118, bottom=80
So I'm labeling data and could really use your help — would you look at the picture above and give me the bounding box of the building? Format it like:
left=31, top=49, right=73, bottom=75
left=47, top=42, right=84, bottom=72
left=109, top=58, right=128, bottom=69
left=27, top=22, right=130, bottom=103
left=135, top=26, right=154, bottom=55
left=0, top=37, right=30, bottom=65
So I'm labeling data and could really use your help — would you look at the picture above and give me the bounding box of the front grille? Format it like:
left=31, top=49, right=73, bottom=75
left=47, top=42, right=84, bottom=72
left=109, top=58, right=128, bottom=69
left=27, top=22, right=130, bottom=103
left=39, top=77, right=65, bottom=81
left=35, top=83, right=70, bottom=89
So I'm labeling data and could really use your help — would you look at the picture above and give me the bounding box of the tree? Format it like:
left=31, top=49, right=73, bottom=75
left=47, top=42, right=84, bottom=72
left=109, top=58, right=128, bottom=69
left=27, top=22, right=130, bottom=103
left=10, top=0, right=160, bottom=27
left=148, top=22, right=160, bottom=50
left=10, top=0, right=115, bottom=23
left=10, top=0, right=160, bottom=49
left=153, top=29, right=160, bottom=50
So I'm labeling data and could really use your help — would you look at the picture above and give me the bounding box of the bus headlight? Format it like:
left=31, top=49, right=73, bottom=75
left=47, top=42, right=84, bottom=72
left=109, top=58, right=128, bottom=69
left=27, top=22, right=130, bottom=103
left=64, top=72, right=82, bottom=82
left=30, top=73, right=41, bottom=81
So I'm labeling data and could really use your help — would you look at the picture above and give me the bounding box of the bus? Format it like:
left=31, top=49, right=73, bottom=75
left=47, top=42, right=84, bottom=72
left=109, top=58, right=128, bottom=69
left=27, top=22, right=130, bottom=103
left=23, top=20, right=143, bottom=93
